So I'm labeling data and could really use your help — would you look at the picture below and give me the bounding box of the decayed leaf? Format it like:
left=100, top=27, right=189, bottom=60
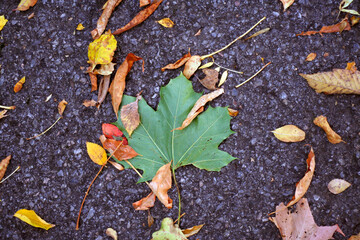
left=89, top=72, right=98, bottom=92
left=328, top=179, right=351, bottom=194
left=133, top=192, right=156, bottom=210
left=152, top=218, right=188, bottom=240
left=96, top=75, right=111, bottom=107
left=346, top=61, right=357, bottom=73
left=300, top=69, right=360, bottom=95
left=287, top=147, right=315, bottom=207
left=14, top=76, right=25, bottom=93
left=76, top=23, right=85, bottom=31
left=113, top=0, right=163, bottom=35
left=271, top=125, right=306, bottom=143
left=0, top=155, right=11, bottom=181
left=305, top=52, right=316, bottom=62
left=120, top=95, right=141, bottom=136
left=199, top=69, right=218, bottom=90
left=157, top=18, right=174, bottom=28
left=161, top=51, right=191, bottom=71
left=149, top=162, right=172, bottom=208
left=279, top=0, right=294, bottom=11
left=174, top=88, right=224, bottom=131
left=313, top=115, right=344, bottom=144
left=58, top=100, right=67, bottom=116
left=140, top=0, right=151, bottom=7
left=183, top=55, right=201, bottom=79
left=0, top=110, right=8, bottom=119
left=86, top=142, right=107, bottom=165
left=83, top=99, right=97, bottom=107
left=105, top=228, right=118, bottom=240
left=88, top=30, right=117, bottom=72
left=109, top=53, right=143, bottom=118
left=100, top=137, right=139, bottom=161
left=271, top=198, right=345, bottom=240
left=218, top=70, right=228, bottom=87
left=15, top=0, right=37, bottom=11
left=228, top=108, right=238, bottom=117
left=108, top=160, right=124, bottom=171
left=349, top=232, right=360, bottom=240
left=297, top=17, right=351, bottom=36
left=182, top=224, right=204, bottom=238
left=0, top=16, right=8, bottom=31
left=102, top=123, right=128, bottom=145
left=14, top=209, right=55, bottom=230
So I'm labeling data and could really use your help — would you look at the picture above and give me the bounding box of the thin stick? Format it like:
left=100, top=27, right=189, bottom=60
left=173, top=212, right=186, bottom=224
left=213, top=62, right=243, bottom=74
left=0, top=166, right=20, bottom=184
left=124, top=159, right=151, bottom=188
left=172, top=167, right=182, bottom=225
left=26, top=116, right=62, bottom=140
left=235, top=62, right=271, bottom=88
left=201, top=17, right=266, bottom=60
left=0, top=105, right=16, bottom=110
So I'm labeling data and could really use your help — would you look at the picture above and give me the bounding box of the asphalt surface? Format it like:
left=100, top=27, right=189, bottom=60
left=0, top=0, right=359, bottom=239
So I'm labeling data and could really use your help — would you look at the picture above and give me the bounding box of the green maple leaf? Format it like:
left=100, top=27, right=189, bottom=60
left=114, top=73, right=235, bottom=182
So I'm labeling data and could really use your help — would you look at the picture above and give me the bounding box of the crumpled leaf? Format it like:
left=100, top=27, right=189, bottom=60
left=109, top=53, right=143, bottom=118
left=58, top=99, right=67, bottom=116
left=15, top=0, right=37, bottom=11
left=297, top=17, right=351, bottom=36
left=14, top=209, right=55, bottom=230
left=116, top=73, right=235, bottom=182
left=271, top=125, right=306, bottom=143
left=88, top=30, right=117, bottom=72
left=218, top=70, right=228, bottom=87
left=313, top=115, right=344, bottom=144
left=279, top=0, right=294, bottom=11
left=113, top=0, right=163, bottom=35
left=14, top=76, right=25, bottom=93
left=182, top=224, right=204, bottom=238
left=199, top=69, right=218, bottom=90
left=346, top=61, right=357, bottom=73
left=140, top=0, right=151, bottom=7
left=305, top=52, right=316, bottom=62
left=227, top=108, right=238, bottom=117
left=76, top=23, right=85, bottom=31
left=328, top=179, right=351, bottom=194
left=96, top=75, right=111, bottom=108
left=152, top=218, right=188, bottom=240
left=300, top=69, right=360, bottom=95
left=102, top=123, right=128, bottom=144
left=183, top=55, right=201, bottom=79
left=270, top=198, right=345, bottom=240
left=0, top=155, right=11, bottom=181
left=161, top=51, right=191, bottom=71
left=349, top=232, right=360, bottom=240
left=174, top=88, right=224, bottom=131
left=121, top=95, right=141, bottom=136
left=0, top=110, right=8, bottom=119
left=0, top=16, right=8, bottom=31
left=157, top=18, right=174, bottom=28
left=287, top=147, right=315, bottom=207
left=149, top=162, right=172, bottom=208
left=105, top=227, right=118, bottom=240
left=133, top=192, right=156, bottom=210
left=86, top=142, right=107, bottom=165
left=100, top=136, right=139, bottom=161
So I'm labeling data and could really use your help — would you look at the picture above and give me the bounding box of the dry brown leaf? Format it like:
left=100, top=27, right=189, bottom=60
left=313, top=115, right=344, bottom=144
left=149, top=162, right=172, bottom=209
left=280, top=0, right=294, bottom=11
left=183, top=55, right=201, bottom=79
left=174, top=88, right=224, bottom=131
left=140, top=0, right=151, bottom=7
left=120, top=95, right=141, bottom=136
left=58, top=100, right=68, bottom=116
left=349, top=232, right=360, bottom=240
left=83, top=99, right=97, bottom=107
left=15, top=0, right=37, bottom=11
left=14, top=76, right=25, bottom=93
left=109, top=53, right=143, bottom=118
left=286, top=147, right=315, bottom=207
left=305, top=52, right=316, bottom=62
left=351, top=16, right=360, bottom=26
left=328, top=179, right=351, bottom=194
left=300, top=69, right=360, bottom=95
left=297, top=17, right=351, bottom=36
left=199, top=69, right=218, bottom=90
left=161, top=51, right=191, bottom=71
left=113, top=0, right=163, bottom=35
left=271, top=125, right=306, bottom=143
left=97, top=75, right=111, bottom=108
left=147, top=211, right=154, bottom=227
left=271, top=198, right=345, bottom=240
left=0, top=110, right=8, bottom=119
left=157, top=18, right=174, bottom=28
left=108, top=160, right=124, bottom=171
left=133, top=192, right=156, bottom=210
left=0, top=155, right=11, bottom=181
left=100, top=136, right=139, bottom=160
left=105, top=228, right=118, bottom=240
left=346, top=61, right=357, bottom=73
left=228, top=108, right=238, bottom=117
left=182, top=224, right=204, bottom=238
left=89, top=72, right=98, bottom=92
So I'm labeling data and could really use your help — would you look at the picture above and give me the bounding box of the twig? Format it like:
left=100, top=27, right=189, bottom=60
left=213, top=62, right=243, bottom=74
left=173, top=212, right=186, bottom=224
left=0, top=166, right=20, bottom=184
left=26, top=116, right=62, bottom=140
left=235, top=62, right=271, bottom=88
left=172, top=167, right=182, bottom=225
left=0, top=105, right=16, bottom=110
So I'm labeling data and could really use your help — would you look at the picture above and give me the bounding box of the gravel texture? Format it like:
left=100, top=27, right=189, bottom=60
left=0, top=0, right=359, bottom=239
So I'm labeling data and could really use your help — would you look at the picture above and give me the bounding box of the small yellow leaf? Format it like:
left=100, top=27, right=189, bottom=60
left=157, top=18, right=174, bottom=28
left=76, top=23, right=85, bottom=31
left=14, top=209, right=55, bottom=230
left=0, top=15, right=8, bottom=31
left=57, top=99, right=67, bottom=116
left=271, top=125, right=306, bottom=142
left=199, top=62, right=214, bottom=69
left=327, top=179, right=351, bottom=194
left=86, top=142, right=107, bottom=165
left=218, top=70, right=228, bottom=87
left=305, top=52, right=317, bottom=62
left=14, top=76, right=25, bottom=93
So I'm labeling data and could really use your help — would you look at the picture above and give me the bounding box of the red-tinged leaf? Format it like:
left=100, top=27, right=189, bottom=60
left=297, top=17, right=351, bottom=36
left=102, top=123, right=124, bottom=139
left=161, top=51, right=191, bottom=71
left=89, top=72, right=98, bottom=92
left=113, top=0, right=163, bottom=35
left=0, top=155, right=11, bottom=181
left=109, top=53, right=143, bottom=118
left=149, top=162, right=172, bottom=209
left=14, top=76, right=25, bottom=93
left=15, top=0, right=37, bottom=11
left=100, top=136, right=138, bottom=160
left=228, top=108, right=239, bottom=117
left=120, top=95, right=141, bottom=136
left=133, top=192, right=156, bottom=210
left=183, top=55, right=201, bottom=79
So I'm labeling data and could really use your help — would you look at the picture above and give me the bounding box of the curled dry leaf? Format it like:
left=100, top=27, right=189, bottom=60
left=149, top=162, right=172, bottom=208
left=157, top=18, right=174, bottom=28
left=300, top=69, right=360, bottom=95
left=0, top=155, right=11, bottom=181
left=14, top=76, right=25, bottom=93
left=270, top=198, right=345, bottom=240
left=97, top=75, right=111, bottom=108
left=328, top=179, right=351, bottom=194
left=105, top=227, right=118, bottom=240
left=58, top=100, right=68, bottom=116
left=183, top=55, right=201, bottom=79
left=89, top=72, right=98, bottom=92
left=100, top=137, right=139, bottom=160
left=86, top=142, right=108, bottom=165
left=161, top=51, right=191, bottom=71
left=297, top=17, right=351, bottom=36
left=313, top=115, right=344, bottom=144
left=174, top=88, right=224, bottom=131
left=271, top=125, right=306, bottom=143
left=14, top=209, right=55, bottom=230
left=121, top=95, right=141, bottom=136
left=133, top=192, right=156, bottom=210
left=113, top=0, right=163, bottom=35
left=148, top=211, right=154, bottom=227
left=346, top=61, right=357, bottom=73
left=140, top=0, right=151, bottom=7
left=0, top=110, right=8, bottom=119
left=199, top=69, right=218, bottom=90
left=228, top=108, right=238, bottom=117
left=109, top=53, right=143, bottom=118
left=83, top=99, right=97, bottom=107
left=305, top=52, right=316, bottom=62
left=280, top=0, right=294, bottom=11
left=102, top=123, right=128, bottom=144
left=15, top=0, right=37, bottom=11
left=287, top=147, right=315, bottom=207
left=182, top=224, right=204, bottom=238
left=0, top=16, right=8, bottom=31
left=218, top=70, right=228, bottom=87
left=76, top=23, right=85, bottom=31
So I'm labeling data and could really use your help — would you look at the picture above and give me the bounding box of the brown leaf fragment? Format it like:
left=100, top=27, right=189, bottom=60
left=300, top=69, right=360, bottom=95
left=140, top=0, right=151, bottom=7
left=182, top=224, right=204, bottom=238
left=313, top=115, right=344, bottom=144
left=120, top=95, right=141, bottom=136
left=305, top=52, right=316, bottom=62
left=297, top=17, right=351, bottom=36
left=108, top=160, right=124, bottom=171
left=228, top=108, right=239, bottom=117
left=199, top=69, right=218, bottom=90
left=149, top=162, right=172, bottom=209
left=0, top=110, right=8, bottom=119
left=351, top=16, right=360, bottom=26
left=100, top=136, right=139, bottom=160
left=83, top=99, right=97, bottom=107
left=105, top=228, right=118, bottom=240
left=89, top=72, right=98, bottom=92
left=58, top=99, right=68, bottom=116
left=133, top=192, right=156, bottom=210
left=15, top=0, right=37, bottom=11
left=271, top=198, right=345, bottom=240
left=346, top=61, right=357, bottom=73
left=97, top=75, right=111, bottom=108
left=161, top=51, right=191, bottom=71
left=271, top=125, right=306, bottom=143
left=183, top=55, right=201, bottom=79
left=349, top=232, right=360, bottom=240
left=287, top=147, right=315, bottom=207
left=147, top=211, right=154, bottom=227
left=280, top=0, right=294, bottom=11
left=174, top=88, right=224, bottom=131
left=0, top=155, right=11, bottom=181
left=113, top=0, right=163, bottom=35
left=109, top=53, right=143, bottom=118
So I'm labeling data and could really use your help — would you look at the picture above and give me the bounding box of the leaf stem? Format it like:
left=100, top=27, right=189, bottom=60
left=0, top=105, right=16, bottom=110
left=172, top=167, right=182, bottom=226
left=0, top=166, right=20, bottom=184
left=213, top=62, right=243, bottom=74
left=235, top=61, right=271, bottom=88
left=26, top=116, right=62, bottom=140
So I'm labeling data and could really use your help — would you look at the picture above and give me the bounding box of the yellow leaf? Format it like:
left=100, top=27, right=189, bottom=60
left=14, top=209, right=55, bottom=230
left=76, top=23, right=85, bottom=31
left=327, top=179, right=351, bottom=194
left=218, top=70, right=228, bottom=87
left=199, top=62, right=214, bottom=69
left=271, top=125, right=306, bottom=142
left=86, top=142, right=107, bottom=165
left=88, top=30, right=117, bottom=72
left=157, top=18, right=174, bottom=28
left=15, top=0, right=37, bottom=11
left=300, top=69, right=360, bottom=95
left=0, top=16, right=8, bottom=31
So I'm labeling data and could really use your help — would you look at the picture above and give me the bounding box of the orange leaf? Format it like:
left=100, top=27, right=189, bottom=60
left=109, top=53, right=143, bottom=118
left=15, top=0, right=37, bottom=11
left=199, top=69, right=219, bottom=90
left=149, top=162, right=172, bottom=209
left=279, top=0, right=294, bottom=11
left=100, top=136, right=139, bottom=160
left=133, top=192, right=156, bottom=210
left=305, top=52, right=316, bottom=62
left=113, top=0, right=163, bottom=35
left=183, top=55, right=201, bottom=79
left=140, top=0, right=151, bottom=7
left=346, top=61, right=357, bottom=73
left=14, top=76, right=25, bottom=93
left=86, top=142, right=108, bottom=165
left=297, top=17, right=351, bottom=36
left=57, top=99, right=67, bottom=116
left=83, top=99, right=97, bottom=107
left=313, top=115, right=344, bottom=144
left=89, top=72, right=98, bottom=92
left=161, top=51, right=191, bottom=71
left=228, top=108, right=239, bottom=117
left=286, top=147, right=315, bottom=207
left=0, top=155, right=11, bottom=181
left=120, top=95, right=141, bottom=136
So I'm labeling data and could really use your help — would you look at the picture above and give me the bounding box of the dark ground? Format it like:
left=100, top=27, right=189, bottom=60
left=0, top=0, right=359, bottom=239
